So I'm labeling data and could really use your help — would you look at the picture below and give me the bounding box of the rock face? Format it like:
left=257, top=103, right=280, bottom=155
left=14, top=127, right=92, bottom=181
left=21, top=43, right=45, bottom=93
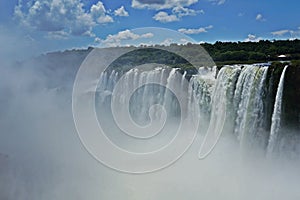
left=267, top=64, right=300, bottom=128
left=282, top=65, right=300, bottom=130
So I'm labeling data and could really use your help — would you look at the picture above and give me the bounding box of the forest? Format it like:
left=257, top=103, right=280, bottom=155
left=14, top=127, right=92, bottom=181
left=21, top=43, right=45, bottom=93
left=24, top=39, right=300, bottom=83
left=107, top=39, right=300, bottom=69
left=201, top=39, right=300, bottom=64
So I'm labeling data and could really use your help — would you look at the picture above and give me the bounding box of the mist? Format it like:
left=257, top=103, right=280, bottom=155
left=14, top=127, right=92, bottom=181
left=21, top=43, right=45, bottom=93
left=1, top=45, right=300, bottom=200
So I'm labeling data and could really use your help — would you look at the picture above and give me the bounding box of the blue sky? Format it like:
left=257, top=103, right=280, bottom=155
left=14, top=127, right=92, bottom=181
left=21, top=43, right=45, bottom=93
left=0, top=0, right=300, bottom=58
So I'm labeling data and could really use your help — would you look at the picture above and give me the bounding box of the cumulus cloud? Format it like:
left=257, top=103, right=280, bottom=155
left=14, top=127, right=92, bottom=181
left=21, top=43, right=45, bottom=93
left=14, top=0, right=114, bottom=38
left=245, top=34, right=262, bottom=42
left=256, top=13, right=266, bottom=22
left=90, top=1, right=114, bottom=23
left=114, top=6, right=129, bottom=17
left=153, top=11, right=179, bottom=23
left=178, top=25, right=213, bottom=34
left=99, top=29, right=154, bottom=47
left=153, top=6, right=204, bottom=23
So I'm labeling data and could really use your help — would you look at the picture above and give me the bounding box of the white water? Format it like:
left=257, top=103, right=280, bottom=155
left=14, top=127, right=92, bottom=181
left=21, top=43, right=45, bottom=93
left=233, top=66, right=269, bottom=148
left=233, top=66, right=258, bottom=140
left=267, top=66, right=289, bottom=154
left=94, top=64, right=296, bottom=156
left=95, top=64, right=294, bottom=153
left=95, top=65, right=216, bottom=129
left=199, top=66, right=240, bottom=157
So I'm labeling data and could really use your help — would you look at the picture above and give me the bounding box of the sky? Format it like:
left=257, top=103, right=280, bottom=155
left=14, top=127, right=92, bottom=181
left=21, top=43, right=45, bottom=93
left=0, top=0, right=300, bottom=58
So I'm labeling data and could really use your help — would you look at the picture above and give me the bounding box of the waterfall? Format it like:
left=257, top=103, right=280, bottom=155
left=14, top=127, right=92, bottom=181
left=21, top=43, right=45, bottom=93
left=189, top=69, right=215, bottom=116
left=94, top=65, right=219, bottom=131
left=267, top=65, right=288, bottom=154
left=199, top=66, right=240, bottom=158
left=95, top=66, right=194, bottom=126
left=197, top=65, right=271, bottom=154
left=93, top=63, right=295, bottom=156
left=245, top=67, right=268, bottom=146
left=233, top=66, right=269, bottom=148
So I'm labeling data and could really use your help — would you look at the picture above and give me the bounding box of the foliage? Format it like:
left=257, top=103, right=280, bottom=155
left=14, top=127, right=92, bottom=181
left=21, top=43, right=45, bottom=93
left=109, top=39, right=300, bottom=67
left=201, top=40, right=300, bottom=65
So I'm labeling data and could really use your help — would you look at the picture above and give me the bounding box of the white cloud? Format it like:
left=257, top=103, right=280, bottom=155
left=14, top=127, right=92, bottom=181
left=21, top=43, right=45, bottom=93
left=90, top=1, right=106, bottom=15
left=133, top=0, right=205, bottom=23
left=271, top=30, right=290, bottom=36
left=96, top=15, right=114, bottom=23
left=178, top=25, right=213, bottom=34
left=245, top=34, right=262, bottom=42
left=94, top=37, right=102, bottom=43
left=140, top=32, right=155, bottom=38
left=172, top=6, right=204, bottom=17
left=14, top=0, right=114, bottom=38
left=90, top=1, right=114, bottom=23
left=100, top=29, right=154, bottom=47
left=247, top=34, right=256, bottom=40
left=114, top=6, right=129, bottom=17
left=256, top=13, right=266, bottom=21
left=132, top=0, right=225, bottom=9
left=131, top=0, right=198, bottom=10
left=153, top=11, right=179, bottom=23
left=153, top=6, right=204, bottom=23
left=209, top=0, right=226, bottom=5
left=271, top=27, right=300, bottom=39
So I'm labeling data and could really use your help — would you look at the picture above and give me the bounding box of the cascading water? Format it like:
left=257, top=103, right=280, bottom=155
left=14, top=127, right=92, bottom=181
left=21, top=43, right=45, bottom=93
left=198, top=66, right=241, bottom=157
left=267, top=65, right=288, bottom=155
left=188, top=67, right=216, bottom=121
left=244, top=67, right=268, bottom=147
left=234, top=66, right=258, bottom=140
left=94, top=65, right=217, bottom=133
left=233, top=66, right=269, bottom=149
left=96, top=66, right=192, bottom=126
left=94, top=63, right=293, bottom=156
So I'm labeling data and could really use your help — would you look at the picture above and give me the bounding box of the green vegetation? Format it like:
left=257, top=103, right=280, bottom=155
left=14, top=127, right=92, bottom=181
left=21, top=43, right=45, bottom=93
left=22, top=39, right=300, bottom=86
left=109, top=39, right=300, bottom=67
left=110, top=48, right=191, bottom=69
left=202, top=39, right=300, bottom=64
